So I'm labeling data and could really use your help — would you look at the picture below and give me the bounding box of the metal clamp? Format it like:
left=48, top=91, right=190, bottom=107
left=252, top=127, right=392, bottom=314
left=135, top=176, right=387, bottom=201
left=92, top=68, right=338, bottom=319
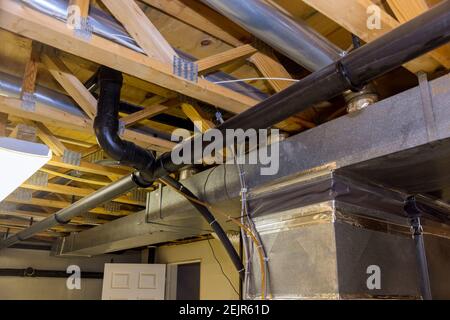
left=417, top=72, right=438, bottom=141
left=146, top=184, right=163, bottom=222
left=21, top=92, right=36, bottom=112
left=404, top=195, right=432, bottom=300
left=74, top=17, right=93, bottom=41
left=336, top=61, right=364, bottom=92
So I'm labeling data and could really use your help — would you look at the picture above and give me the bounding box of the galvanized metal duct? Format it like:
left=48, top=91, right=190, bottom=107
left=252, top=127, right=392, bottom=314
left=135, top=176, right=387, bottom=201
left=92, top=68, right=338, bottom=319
left=0, top=71, right=85, bottom=117
left=201, top=0, right=344, bottom=71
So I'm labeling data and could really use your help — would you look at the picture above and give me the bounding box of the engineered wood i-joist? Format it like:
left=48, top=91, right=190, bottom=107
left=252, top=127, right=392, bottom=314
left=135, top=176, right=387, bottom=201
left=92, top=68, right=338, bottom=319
left=0, top=1, right=259, bottom=114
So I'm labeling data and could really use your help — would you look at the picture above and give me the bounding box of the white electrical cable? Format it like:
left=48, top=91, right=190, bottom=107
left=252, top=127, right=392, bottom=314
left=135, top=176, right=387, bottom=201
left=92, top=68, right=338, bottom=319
left=212, top=77, right=300, bottom=85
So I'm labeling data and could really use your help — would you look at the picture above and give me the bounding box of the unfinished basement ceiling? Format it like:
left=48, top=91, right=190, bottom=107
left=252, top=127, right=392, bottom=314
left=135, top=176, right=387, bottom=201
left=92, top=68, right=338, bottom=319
left=0, top=0, right=449, bottom=247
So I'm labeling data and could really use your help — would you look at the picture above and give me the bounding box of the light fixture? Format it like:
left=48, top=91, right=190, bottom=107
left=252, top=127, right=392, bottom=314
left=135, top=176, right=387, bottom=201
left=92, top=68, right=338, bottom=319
left=0, top=137, right=51, bottom=202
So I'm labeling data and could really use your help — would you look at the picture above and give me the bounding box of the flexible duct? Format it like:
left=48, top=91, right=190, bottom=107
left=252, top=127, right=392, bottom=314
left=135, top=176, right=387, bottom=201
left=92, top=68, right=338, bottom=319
left=201, top=0, right=344, bottom=71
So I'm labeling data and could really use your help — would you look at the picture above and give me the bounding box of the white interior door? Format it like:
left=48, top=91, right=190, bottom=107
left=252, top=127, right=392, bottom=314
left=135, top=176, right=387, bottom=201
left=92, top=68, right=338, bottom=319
left=102, top=263, right=166, bottom=300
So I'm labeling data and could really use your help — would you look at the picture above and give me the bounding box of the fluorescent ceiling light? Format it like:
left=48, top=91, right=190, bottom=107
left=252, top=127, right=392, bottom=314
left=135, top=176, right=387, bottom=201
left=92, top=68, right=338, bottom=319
left=0, top=137, right=51, bottom=202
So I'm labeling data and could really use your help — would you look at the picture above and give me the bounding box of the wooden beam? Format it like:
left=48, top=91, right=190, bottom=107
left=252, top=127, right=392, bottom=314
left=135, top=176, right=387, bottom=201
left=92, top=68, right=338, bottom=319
left=20, top=42, right=42, bottom=100
left=387, top=0, right=450, bottom=68
left=302, top=0, right=440, bottom=73
left=69, top=0, right=90, bottom=17
left=47, top=156, right=130, bottom=179
left=0, top=95, right=92, bottom=132
left=120, top=96, right=168, bottom=127
left=24, top=120, right=67, bottom=156
left=5, top=197, right=133, bottom=217
left=121, top=104, right=168, bottom=127
left=42, top=51, right=97, bottom=119
left=101, top=0, right=177, bottom=64
left=0, top=96, right=174, bottom=152
left=0, top=0, right=259, bottom=115
left=39, top=168, right=109, bottom=187
left=250, top=51, right=294, bottom=92
left=197, top=44, right=258, bottom=73
left=140, top=0, right=249, bottom=47
left=181, top=103, right=215, bottom=132
left=0, top=112, right=8, bottom=136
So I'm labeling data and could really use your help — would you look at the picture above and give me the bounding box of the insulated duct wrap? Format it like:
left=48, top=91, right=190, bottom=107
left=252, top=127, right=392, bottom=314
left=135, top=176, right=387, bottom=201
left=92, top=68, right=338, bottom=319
left=244, top=172, right=450, bottom=299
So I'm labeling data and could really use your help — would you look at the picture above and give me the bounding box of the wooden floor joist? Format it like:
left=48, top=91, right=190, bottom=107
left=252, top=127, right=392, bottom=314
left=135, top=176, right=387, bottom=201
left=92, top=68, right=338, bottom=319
left=0, top=0, right=259, bottom=115
left=387, top=0, right=450, bottom=68
left=47, top=156, right=130, bottom=179
left=302, top=0, right=441, bottom=73
left=0, top=95, right=174, bottom=153
left=197, top=44, right=258, bottom=73
left=140, top=0, right=249, bottom=47
left=101, top=0, right=177, bottom=64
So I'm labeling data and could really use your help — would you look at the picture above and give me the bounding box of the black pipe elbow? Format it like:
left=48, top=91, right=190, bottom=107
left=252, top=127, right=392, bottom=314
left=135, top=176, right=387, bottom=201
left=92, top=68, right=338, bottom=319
left=94, top=66, right=155, bottom=181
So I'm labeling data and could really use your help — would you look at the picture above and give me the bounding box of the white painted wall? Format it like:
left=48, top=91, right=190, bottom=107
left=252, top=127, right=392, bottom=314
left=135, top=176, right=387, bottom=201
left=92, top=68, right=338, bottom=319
left=156, top=239, right=240, bottom=300
left=0, top=248, right=141, bottom=300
